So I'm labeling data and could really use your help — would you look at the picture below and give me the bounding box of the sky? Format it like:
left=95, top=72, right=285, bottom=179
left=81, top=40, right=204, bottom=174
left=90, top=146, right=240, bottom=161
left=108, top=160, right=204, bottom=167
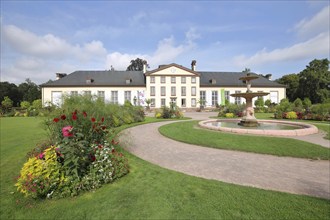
left=1, top=0, right=329, bottom=85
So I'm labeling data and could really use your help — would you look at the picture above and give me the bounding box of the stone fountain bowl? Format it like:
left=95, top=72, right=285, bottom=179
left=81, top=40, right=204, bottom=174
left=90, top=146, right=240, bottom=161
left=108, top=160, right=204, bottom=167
left=199, top=119, right=318, bottom=137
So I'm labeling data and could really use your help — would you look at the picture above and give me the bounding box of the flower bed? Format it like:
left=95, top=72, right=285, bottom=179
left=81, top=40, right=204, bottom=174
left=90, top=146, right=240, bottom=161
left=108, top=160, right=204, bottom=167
left=16, top=110, right=129, bottom=199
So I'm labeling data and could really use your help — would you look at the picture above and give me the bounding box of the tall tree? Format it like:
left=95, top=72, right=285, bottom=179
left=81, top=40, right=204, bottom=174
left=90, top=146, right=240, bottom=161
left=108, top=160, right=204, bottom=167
left=297, top=59, right=330, bottom=104
left=126, top=58, right=149, bottom=71
left=276, top=74, right=300, bottom=102
left=0, top=82, right=21, bottom=107
left=18, top=78, right=41, bottom=103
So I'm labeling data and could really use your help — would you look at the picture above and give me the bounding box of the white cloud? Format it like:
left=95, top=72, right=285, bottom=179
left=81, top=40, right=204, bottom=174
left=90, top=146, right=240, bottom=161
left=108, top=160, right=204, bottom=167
left=294, top=5, right=329, bottom=38
left=234, top=32, right=329, bottom=67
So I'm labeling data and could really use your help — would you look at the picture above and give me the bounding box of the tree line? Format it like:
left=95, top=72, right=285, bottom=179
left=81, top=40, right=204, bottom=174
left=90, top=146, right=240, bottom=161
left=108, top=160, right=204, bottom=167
left=276, top=58, right=330, bottom=104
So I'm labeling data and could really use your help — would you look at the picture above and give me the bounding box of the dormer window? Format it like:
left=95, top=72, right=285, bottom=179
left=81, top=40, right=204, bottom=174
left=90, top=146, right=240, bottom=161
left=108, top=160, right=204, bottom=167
left=86, top=78, right=94, bottom=84
left=209, top=79, right=216, bottom=84
left=126, top=79, right=132, bottom=84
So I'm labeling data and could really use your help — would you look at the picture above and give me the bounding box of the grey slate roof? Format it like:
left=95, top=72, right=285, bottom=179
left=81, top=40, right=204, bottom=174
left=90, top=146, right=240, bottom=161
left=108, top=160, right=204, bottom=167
left=41, top=70, right=146, bottom=87
left=198, top=71, right=285, bottom=88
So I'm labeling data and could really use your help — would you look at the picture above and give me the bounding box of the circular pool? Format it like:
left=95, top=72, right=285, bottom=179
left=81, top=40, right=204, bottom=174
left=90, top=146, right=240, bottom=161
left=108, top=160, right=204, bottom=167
left=199, top=119, right=318, bottom=136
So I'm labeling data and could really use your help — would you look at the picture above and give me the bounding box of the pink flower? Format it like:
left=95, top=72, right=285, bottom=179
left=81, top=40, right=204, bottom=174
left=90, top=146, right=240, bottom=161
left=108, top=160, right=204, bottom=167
left=62, top=126, right=73, bottom=137
left=38, top=153, right=45, bottom=159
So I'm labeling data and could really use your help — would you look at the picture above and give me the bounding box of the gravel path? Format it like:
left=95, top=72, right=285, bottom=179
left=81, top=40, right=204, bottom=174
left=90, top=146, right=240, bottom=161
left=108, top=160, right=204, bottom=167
left=119, top=112, right=330, bottom=199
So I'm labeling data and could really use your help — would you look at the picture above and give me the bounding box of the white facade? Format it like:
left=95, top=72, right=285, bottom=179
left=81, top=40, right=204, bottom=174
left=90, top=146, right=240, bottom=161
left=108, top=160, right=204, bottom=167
left=42, top=63, right=286, bottom=109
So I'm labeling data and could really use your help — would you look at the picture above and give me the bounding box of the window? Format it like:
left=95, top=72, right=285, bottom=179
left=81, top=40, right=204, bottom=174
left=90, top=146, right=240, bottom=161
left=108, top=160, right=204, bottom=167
left=225, top=91, right=230, bottom=101
left=84, top=91, right=91, bottom=96
left=51, top=91, right=62, bottom=106
left=181, top=86, right=186, bottom=96
left=191, top=98, right=196, bottom=107
left=181, top=77, right=186, bottom=84
left=212, top=91, right=218, bottom=106
left=200, top=91, right=206, bottom=104
left=124, top=91, right=131, bottom=102
left=161, top=76, right=166, bottom=83
left=161, top=86, right=166, bottom=96
left=181, top=98, right=186, bottom=107
left=111, top=91, right=118, bottom=104
left=150, top=76, right=155, bottom=83
left=71, top=91, right=78, bottom=96
left=171, top=76, right=176, bottom=84
left=191, top=87, right=196, bottom=96
left=235, top=91, right=241, bottom=105
left=98, top=91, right=105, bottom=101
left=150, top=98, right=155, bottom=107
left=171, top=86, right=176, bottom=96
left=270, top=91, right=278, bottom=104
left=161, top=98, right=166, bottom=106
left=191, top=77, right=196, bottom=84
left=150, top=86, right=155, bottom=96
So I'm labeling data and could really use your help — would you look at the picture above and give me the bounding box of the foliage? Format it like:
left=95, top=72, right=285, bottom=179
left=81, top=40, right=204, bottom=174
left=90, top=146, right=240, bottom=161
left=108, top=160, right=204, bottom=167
left=126, top=58, right=149, bottom=71
left=292, top=98, right=303, bottom=112
left=20, top=101, right=31, bottom=109
left=18, top=79, right=41, bottom=103
left=225, top=113, right=234, bottom=118
left=302, top=98, right=312, bottom=110
left=15, top=146, right=67, bottom=199
left=32, top=99, right=42, bottom=110
left=0, top=81, right=21, bottom=107
left=276, top=73, right=300, bottom=102
left=155, top=103, right=184, bottom=119
left=1, top=96, right=13, bottom=110
left=218, top=103, right=245, bottom=117
left=285, top=111, right=297, bottom=119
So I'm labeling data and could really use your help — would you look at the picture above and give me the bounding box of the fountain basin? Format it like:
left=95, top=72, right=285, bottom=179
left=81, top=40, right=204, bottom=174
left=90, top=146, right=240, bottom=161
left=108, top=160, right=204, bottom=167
left=199, top=119, right=318, bottom=137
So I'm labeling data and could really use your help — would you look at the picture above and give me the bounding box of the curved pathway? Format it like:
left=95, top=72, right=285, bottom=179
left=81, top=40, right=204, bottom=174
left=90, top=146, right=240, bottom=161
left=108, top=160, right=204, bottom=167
left=119, top=112, right=330, bottom=199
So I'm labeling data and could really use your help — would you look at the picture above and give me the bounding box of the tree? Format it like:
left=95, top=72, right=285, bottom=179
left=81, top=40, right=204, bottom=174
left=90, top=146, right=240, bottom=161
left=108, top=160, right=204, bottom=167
left=297, top=59, right=330, bottom=104
left=1, top=96, right=13, bottom=111
left=276, top=73, right=299, bottom=102
left=0, top=82, right=21, bottom=107
left=126, top=58, right=149, bottom=71
left=18, top=79, right=41, bottom=103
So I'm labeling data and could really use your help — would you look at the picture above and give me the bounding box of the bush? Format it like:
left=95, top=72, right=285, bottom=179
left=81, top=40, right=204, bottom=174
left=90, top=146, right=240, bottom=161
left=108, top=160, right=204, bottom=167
left=286, top=111, right=297, bottom=119
left=225, top=113, right=234, bottom=118
left=20, top=101, right=31, bottom=109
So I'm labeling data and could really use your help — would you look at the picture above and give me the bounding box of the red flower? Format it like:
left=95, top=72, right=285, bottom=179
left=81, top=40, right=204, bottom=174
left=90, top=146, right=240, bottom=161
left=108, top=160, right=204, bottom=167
left=98, top=145, right=103, bottom=149
left=72, top=114, right=77, bottom=120
left=101, top=126, right=106, bottom=130
left=83, top=111, right=87, bottom=117
left=60, top=114, right=66, bottom=120
left=62, top=126, right=73, bottom=137
left=91, top=155, right=96, bottom=162
left=53, top=118, right=60, bottom=123
left=101, top=117, right=104, bottom=122
left=111, top=149, right=115, bottom=153
left=91, top=117, right=96, bottom=122
left=111, top=139, right=119, bottom=145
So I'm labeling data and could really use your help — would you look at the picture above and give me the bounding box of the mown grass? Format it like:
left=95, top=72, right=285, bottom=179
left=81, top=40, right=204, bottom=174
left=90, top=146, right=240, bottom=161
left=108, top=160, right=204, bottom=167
left=159, top=121, right=329, bottom=160
left=1, top=117, right=329, bottom=219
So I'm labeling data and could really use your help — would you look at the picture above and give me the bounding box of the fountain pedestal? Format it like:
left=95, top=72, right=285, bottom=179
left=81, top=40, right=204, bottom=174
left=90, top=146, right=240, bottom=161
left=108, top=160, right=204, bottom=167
left=230, top=74, right=269, bottom=127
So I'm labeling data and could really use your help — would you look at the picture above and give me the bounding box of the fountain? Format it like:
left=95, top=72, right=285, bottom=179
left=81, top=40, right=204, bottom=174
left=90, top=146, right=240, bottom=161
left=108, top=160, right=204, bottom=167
left=198, top=73, right=318, bottom=137
left=230, top=73, right=268, bottom=127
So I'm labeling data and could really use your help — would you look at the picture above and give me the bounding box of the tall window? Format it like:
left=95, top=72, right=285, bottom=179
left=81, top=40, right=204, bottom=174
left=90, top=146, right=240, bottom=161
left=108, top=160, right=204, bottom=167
left=161, top=98, right=166, bottom=106
left=212, top=91, right=218, bottom=106
left=161, top=76, right=166, bottom=83
left=161, top=86, right=166, bottom=96
left=181, top=98, right=186, bottom=107
left=171, top=86, right=176, bottom=96
left=200, top=91, right=206, bottom=103
left=71, top=91, right=78, bottom=96
left=181, top=76, right=186, bottom=84
left=124, top=91, right=131, bottom=102
left=111, top=91, right=118, bottom=104
left=191, top=87, right=196, bottom=96
left=84, top=91, right=91, bottom=96
left=235, top=91, right=241, bottom=105
left=270, top=91, right=278, bottom=104
left=171, top=76, right=176, bottom=84
left=191, top=77, right=196, bottom=84
left=150, top=86, right=155, bottom=96
left=191, top=98, right=196, bottom=107
left=225, top=91, right=230, bottom=101
left=150, top=98, right=155, bottom=107
left=181, top=86, right=186, bottom=96
left=98, top=91, right=105, bottom=102
left=150, top=76, right=155, bottom=83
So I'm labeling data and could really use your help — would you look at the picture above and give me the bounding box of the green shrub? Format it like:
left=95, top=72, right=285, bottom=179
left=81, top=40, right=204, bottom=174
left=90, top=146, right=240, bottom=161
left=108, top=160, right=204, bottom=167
left=20, top=101, right=30, bottom=109
left=286, top=111, right=298, bottom=119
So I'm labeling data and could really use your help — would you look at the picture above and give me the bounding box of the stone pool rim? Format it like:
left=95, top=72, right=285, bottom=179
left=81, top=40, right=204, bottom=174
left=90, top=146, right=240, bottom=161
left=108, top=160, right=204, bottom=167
left=198, top=119, right=319, bottom=137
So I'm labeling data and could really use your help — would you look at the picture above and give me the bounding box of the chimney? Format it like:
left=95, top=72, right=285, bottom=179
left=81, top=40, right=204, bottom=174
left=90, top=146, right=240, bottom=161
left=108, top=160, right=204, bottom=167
left=191, top=60, right=196, bottom=71
left=142, top=60, right=147, bottom=74
left=265, top=74, right=272, bottom=80
left=56, top=73, right=67, bottom=80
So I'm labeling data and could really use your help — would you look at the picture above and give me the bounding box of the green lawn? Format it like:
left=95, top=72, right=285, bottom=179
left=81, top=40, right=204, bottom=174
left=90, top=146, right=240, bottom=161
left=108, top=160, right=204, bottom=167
left=1, top=117, right=329, bottom=219
left=159, top=121, right=329, bottom=160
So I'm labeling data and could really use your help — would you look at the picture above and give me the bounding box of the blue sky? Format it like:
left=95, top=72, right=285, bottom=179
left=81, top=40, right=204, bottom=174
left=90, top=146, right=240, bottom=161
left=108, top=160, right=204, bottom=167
left=1, top=0, right=329, bottom=84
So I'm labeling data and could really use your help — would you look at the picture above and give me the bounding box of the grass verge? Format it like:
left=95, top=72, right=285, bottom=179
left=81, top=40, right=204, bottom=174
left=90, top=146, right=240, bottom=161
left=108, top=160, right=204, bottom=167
left=159, top=121, right=329, bottom=160
left=1, top=117, right=329, bottom=219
